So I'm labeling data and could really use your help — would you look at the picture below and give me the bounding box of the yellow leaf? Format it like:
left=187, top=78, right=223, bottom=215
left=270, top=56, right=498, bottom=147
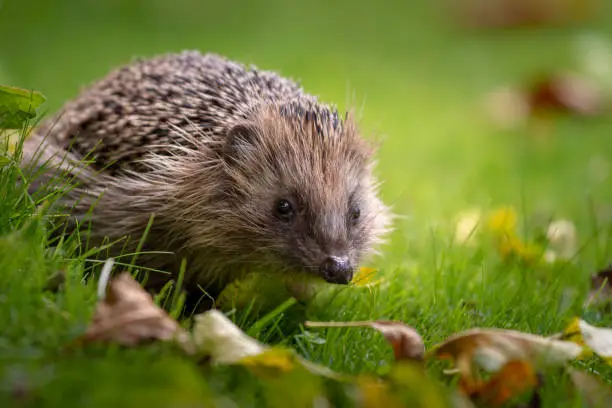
left=239, top=347, right=296, bottom=377
left=562, top=317, right=594, bottom=359
left=563, top=318, right=612, bottom=364
left=351, top=267, right=377, bottom=286
left=192, top=310, right=344, bottom=380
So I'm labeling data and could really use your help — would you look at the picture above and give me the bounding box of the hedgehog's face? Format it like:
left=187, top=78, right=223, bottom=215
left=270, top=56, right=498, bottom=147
left=220, top=104, right=392, bottom=284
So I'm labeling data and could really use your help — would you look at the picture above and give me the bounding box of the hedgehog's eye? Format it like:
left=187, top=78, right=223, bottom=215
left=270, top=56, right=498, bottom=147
left=350, top=206, right=361, bottom=223
left=275, top=199, right=295, bottom=221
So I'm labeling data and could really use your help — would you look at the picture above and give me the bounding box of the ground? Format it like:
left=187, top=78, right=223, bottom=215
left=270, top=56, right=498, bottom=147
left=1, top=0, right=612, bottom=407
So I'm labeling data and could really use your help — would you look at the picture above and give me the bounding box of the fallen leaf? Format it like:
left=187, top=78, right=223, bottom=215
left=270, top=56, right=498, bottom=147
left=586, top=265, right=612, bottom=307
left=76, top=271, right=194, bottom=352
left=351, top=267, right=376, bottom=286
left=461, top=360, right=538, bottom=406
left=192, top=309, right=267, bottom=365
left=239, top=347, right=297, bottom=377
left=527, top=72, right=604, bottom=117
left=350, top=267, right=387, bottom=289
left=305, top=320, right=425, bottom=362
left=451, top=0, right=601, bottom=30
left=429, top=328, right=582, bottom=388
left=0, top=85, right=46, bottom=129
left=484, top=70, right=607, bottom=131
left=562, top=318, right=612, bottom=364
left=192, top=309, right=342, bottom=379
left=560, top=317, right=594, bottom=359
left=567, top=367, right=612, bottom=407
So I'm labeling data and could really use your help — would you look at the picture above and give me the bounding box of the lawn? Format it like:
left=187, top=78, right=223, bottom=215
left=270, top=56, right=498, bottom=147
left=1, top=0, right=612, bottom=406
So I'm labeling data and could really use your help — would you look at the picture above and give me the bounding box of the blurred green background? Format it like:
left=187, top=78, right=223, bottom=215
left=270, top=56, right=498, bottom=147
left=1, top=0, right=612, bottom=266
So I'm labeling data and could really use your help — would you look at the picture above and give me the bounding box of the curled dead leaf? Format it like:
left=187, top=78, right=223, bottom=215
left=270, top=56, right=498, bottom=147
left=192, top=309, right=267, bottom=365
left=528, top=72, right=604, bottom=117
left=562, top=318, right=612, bottom=364
left=485, top=71, right=606, bottom=131
left=193, top=310, right=342, bottom=379
left=305, top=320, right=425, bottom=362
left=429, top=328, right=582, bottom=388
left=76, top=271, right=194, bottom=353
left=451, top=0, right=601, bottom=29
left=461, top=360, right=538, bottom=406
left=559, top=317, right=594, bottom=360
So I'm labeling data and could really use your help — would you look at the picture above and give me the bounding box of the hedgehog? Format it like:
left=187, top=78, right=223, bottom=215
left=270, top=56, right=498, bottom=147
left=22, top=51, right=393, bottom=305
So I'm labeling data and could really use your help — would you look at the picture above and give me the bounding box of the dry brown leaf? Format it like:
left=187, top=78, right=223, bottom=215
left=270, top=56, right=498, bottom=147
left=77, top=272, right=194, bottom=352
left=462, top=360, right=538, bottom=406
left=485, top=72, right=605, bottom=131
left=305, top=320, right=425, bottom=362
left=527, top=72, right=604, bottom=117
left=450, top=0, right=601, bottom=30
left=429, top=328, right=582, bottom=388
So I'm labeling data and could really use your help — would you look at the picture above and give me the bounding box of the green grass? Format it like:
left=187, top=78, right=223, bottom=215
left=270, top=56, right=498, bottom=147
left=2, top=0, right=612, bottom=406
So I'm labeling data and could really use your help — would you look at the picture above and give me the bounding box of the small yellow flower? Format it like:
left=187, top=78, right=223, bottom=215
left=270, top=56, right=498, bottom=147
left=487, top=206, right=543, bottom=264
left=351, top=267, right=376, bottom=286
left=500, top=236, right=542, bottom=264
left=487, top=206, right=518, bottom=236
left=351, top=267, right=386, bottom=288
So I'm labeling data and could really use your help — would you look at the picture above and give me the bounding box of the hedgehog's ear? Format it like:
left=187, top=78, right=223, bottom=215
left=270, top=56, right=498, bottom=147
left=223, top=122, right=262, bottom=162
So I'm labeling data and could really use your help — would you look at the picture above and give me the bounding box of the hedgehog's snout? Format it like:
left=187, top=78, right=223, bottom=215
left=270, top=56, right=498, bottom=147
left=319, top=255, right=353, bottom=285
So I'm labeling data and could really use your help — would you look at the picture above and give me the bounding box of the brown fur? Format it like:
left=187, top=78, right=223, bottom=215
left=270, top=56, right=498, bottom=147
left=22, top=51, right=393, bottom=299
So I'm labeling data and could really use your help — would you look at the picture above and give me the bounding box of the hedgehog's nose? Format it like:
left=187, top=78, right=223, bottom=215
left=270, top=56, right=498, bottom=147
left=319, top=256, right=353, bottom=284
